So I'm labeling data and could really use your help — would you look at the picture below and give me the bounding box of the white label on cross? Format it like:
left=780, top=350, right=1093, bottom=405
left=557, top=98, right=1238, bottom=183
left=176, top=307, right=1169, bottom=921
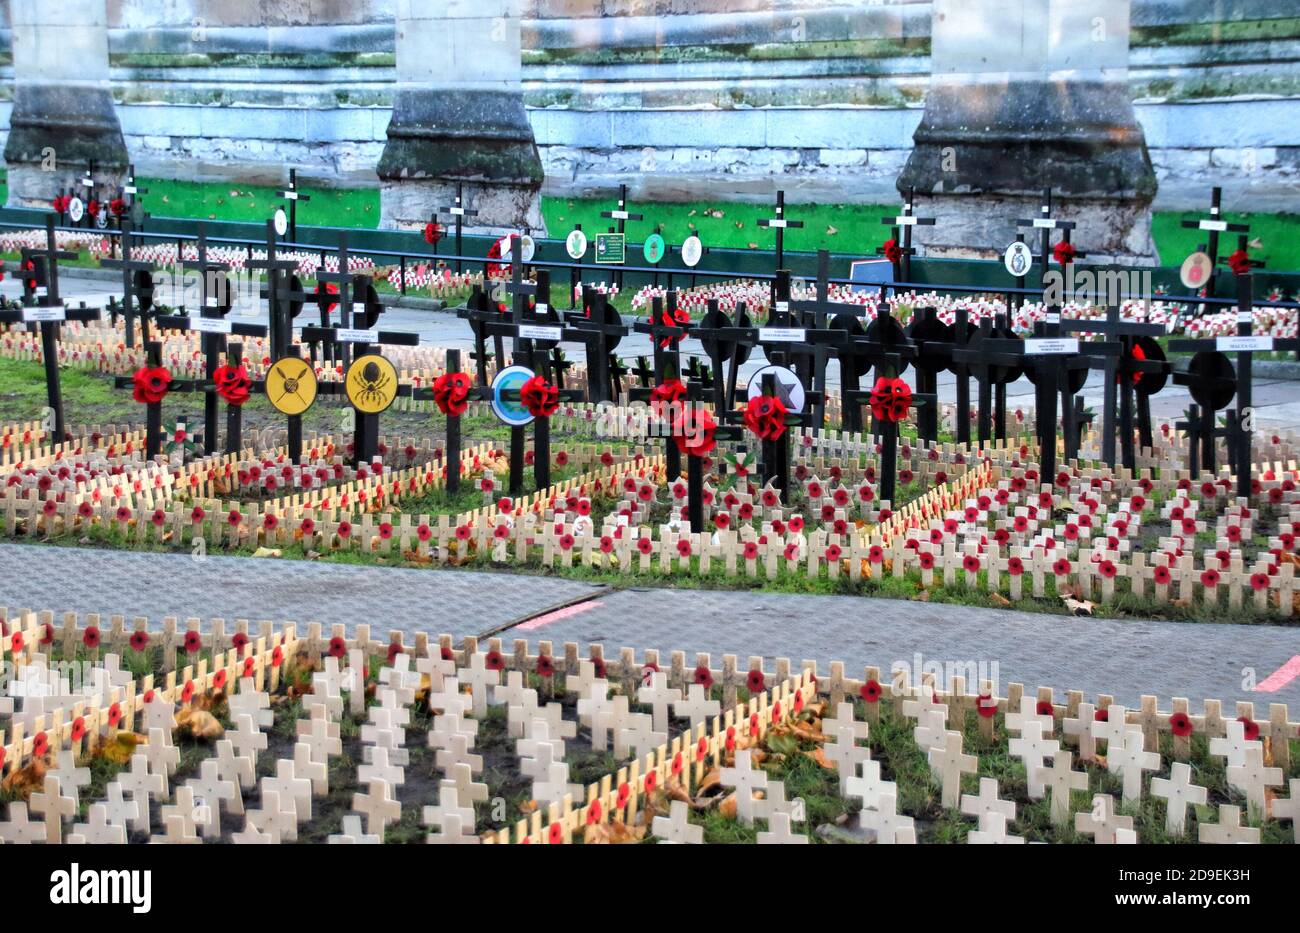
left=766, top=219, right=788, bottom=228
left=450, top=207, right=465, bottom=216
left=760, top=327, right=806, bottom=343
left=23, top=306, right=66, bottom=323
left=336, top=328, right=379, bottom=343
left=1032, top=218, right=1059, bottom=229
left=283, top=191, right=299, bottom=201
left=535, top=302, right=549, bottom=316
left=609, top=210, right=630, bottom=220
left=895, top=216, right=918, bottom=226
left=82, top=177, right=94, bottom=187
left=353, top=301, right=367, bottom=314
left=1199, top=220, right=1228, bottom=232
left=1237, top=311, right=1253, bottom=323
left=1024, top=338, right=1079, bottom=355
left=36, top=287, right=47, bottom=298
left=1045, top=312, right=1061, bottom=324
left=189, top=316, right=233, bottom=334
left=124, top=186, right=137, bottom=195
left=519, top=324, right=562, bottom=341
left=1217, top=336, right=1273, bottom=352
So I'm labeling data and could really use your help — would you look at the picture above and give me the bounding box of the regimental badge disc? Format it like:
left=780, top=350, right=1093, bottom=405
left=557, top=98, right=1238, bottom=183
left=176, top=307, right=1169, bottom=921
left=746, top=364, right=806, bottom=414
left=266, top=356, right=318, bottom=416
left=643, top=233, right=665, bottom=264
left=274, top=208, right=289, bottom=237
left=566, top=229, right=588, bottom=260
left=491, top=364, right=537, bottom=427
left=1003, top=241, right=1032, bottom=278
left=345, top=354, right=399, bottom=414
left=68, top=197, right=85, bottom=224
left=680, top=235, right=703, bottom=268
left=1180, top=251, right=1213, bottom=290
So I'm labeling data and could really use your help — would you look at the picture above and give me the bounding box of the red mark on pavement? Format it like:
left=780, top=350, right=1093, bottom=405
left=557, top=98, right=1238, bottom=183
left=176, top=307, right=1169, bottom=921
left=1256, top=655, right=1300, bottom=693
left=517, top=600, right=602, bottom=632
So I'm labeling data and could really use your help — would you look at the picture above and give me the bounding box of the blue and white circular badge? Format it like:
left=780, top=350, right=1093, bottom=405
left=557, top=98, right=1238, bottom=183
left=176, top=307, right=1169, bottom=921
left=491, top=365, right=537, bottom=427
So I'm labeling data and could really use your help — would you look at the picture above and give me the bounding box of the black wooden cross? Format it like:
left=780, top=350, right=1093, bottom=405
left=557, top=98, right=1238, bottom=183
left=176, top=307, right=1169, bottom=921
left=1015, top=188, right=1075, bottom=288
left=905, top=307, right=954, bottom=443
left=408, top=348, right=491, bottom=494
left=120, top=163, right=149, bottom=228
left=756, top=270, right=822, bottom=396
left=309, top=232, right=360, bottom=368
left=560, top=286, right=628, bottom=403
left=457, top=283, right=505, bottom=387
left=842, top=308, right=921, bottom=437
left=0, top=217, right=98, bottom=440
left=632, top=293, right=696, bottom=481
left=790, top=250, right=865, bottom=428
left=689, top=298, right=756, bottom=412
left=983, top=316, right=1119, bottom=483
left=98, top=217, right=156, bottom=348
left=915, top=308, right=976, bottom=444
left=1170, top=273, right=1295, bottom=497
left=720, top=371, right=819, bottom=502
left=952, top=318, right=1016, bottom=444
left=600, top=185, right=642, bottom=290
left=176, top=223, right=241, bottom=453
left=1181, top=186, right=1248, bottom=314
left=76, top=160, right=101, bottom=231
left=113, top=341, right=208, bottom=459
left=246, top=219, right=302, bottom=361
left=757, top=190, right=804, bottom=278
left=277, top=169, right=311, bottom=243
left=878, top=186, right=935, bottom=283
left=1060, top=305, right=1166, bottom=470
left=435, top=182, right=479, bottom=274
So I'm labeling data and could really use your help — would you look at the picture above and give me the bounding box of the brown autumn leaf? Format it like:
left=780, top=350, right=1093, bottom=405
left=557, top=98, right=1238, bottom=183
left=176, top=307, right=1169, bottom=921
left=806, top=747, right=837, bottom=770
left=1, top=759, right=47, bottom=797
left=913, top=589, right=931, bottom=602
left=990, top=592, right=1012, bottom=608
left=583, top=820, right=646, bottom=844
left=747, top=242, right=758, bottom=249
left=175, top=707, right=224, bottom=741
left=718, top=793, right=738, bottom=820
left=1063, top=597, right=1094, bottom=617
left=696, top=768, right=723, bottom=796
left=96, top=732, right=147, bottom=765
left=518, top=799, right=540, bottom=815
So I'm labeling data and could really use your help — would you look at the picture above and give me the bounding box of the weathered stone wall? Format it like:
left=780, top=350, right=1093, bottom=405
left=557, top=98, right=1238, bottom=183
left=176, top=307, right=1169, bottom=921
left=0, top=0, right=1294, bottom=209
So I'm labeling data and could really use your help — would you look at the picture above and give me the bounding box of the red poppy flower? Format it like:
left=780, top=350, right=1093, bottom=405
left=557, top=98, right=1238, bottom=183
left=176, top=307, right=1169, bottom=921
left=962, top=554, right=980, bottom=573
left=485, top=650, right=505, bottom=671
left=180, top=630, right=200, bottom=654
left=1250, top=572, right=1270, bottom=591
left=918, top=551, right=936, bottom=570
left=1169, top=712, right=1193, bottom=736
left=181, top=680, right=195, bottom=704
left=1052, top=240, right=1077, bottom=266
left=83, top=626, right=101, bottom=649
left=1200, top=568, right=1220, bottom=588
left=271, top=646, right=284, bottom=667
left=242, top=657, right=256, bottom=679
left=868, top=375, right=912, bottom=423
left=32, top=731, right=48, bottom=759
left=324, top=636, right=345, bottom=659
left=1238, top=716, right=1260, bottom=741
left=860, top=679, right=882, bottom=703
left=9, top=631, right=22, bottom=654
left=677, top=539, right=692, bottom=558
left=694, top=666, right=713, bottom=689
left=536, top=654, right=555, bottom=678
left=41, top=623, right=54, bottom=646
left=743, top=394, right=788, bottom=442
left=976, top=693, right=997, bottom=718
left=616, top=782, right=631, bottom=809
left=1153, top=565, right=1172, bottom=585
left=1052, top=558, right=1071, bottom=576
left=637, top=537, right=654, bottom=555
left=1098, top=560, right=1117, bottom=579
left=212, top=669, right=228, bottom=692
left=213, top=363, right=252, bottom=406
left=591, top=656, right=606, bottom=679
left=107, top=703, right=123, bottom=728
left=70, top=717, right=86, bottom=742
left=826, top=544, right=843, bottom=563
left=131, top=365, right=171, bottom=404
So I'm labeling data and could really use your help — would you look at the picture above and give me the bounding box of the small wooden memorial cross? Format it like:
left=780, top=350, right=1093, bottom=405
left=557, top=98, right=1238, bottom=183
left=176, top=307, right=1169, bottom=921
left=277, top=168, right=311, bottom=243
left=1171, top=274, right=1296, bottom=497
left=0, top=216, right=99, bottom=439
left=1180, top=186, right=1248, bottom=313
left=878, top=187, right=935, bottom=283
left=98, top=217, right=157, bottom=348
left=1150, top=761, right=1208, bottom=837
left=757, top=189, right=804, bottom=283
left=435, top=181, right=478, bottom=273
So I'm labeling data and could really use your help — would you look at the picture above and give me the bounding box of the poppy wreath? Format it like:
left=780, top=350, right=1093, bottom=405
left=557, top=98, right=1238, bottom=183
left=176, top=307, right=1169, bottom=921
left=882, top=238, right=902, bottom=265
left=486, top=237, right=509, bottom=280
left=519, top=375, right=560, bottom=418
left=868, top=376, right=912, bottom=423
left=432, top=371, right=472, bottom=416
left=213, top=363, right=252, bottom=406
left=1227, top=248, right=1252, bottom=276
left=110, top=197, right=127, bottom=217
left=132, top=365, right=172, bottom=405
left=743, top=394, right=787, bottom=442
left=672, top=406, right=718, bottom=458
left=1052, top=240, right=1076, bottom=266
left=650, top=378, right=687, bottom=419
left=51, top=194, right=71, bottom=214
left=424, top=221, right=443, bottom=245
left=86, top=198, right=101, bottom=218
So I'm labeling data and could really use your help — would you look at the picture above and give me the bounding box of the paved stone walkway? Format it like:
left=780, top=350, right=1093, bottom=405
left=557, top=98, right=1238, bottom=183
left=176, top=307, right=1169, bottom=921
left=1, top=541, right=1296, bottom=709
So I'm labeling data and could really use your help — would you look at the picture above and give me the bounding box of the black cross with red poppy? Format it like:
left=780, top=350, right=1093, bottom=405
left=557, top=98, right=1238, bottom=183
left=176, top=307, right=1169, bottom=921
left=113, top=341, right=210, bottom=459
left=792, top=250, right=872, bottom=429
left=435, top=182, right=478, bottom=274
left=98, top=217, right=157, bottom=348
left=1060, top=304, right=1166, bottom=470
left=408, top=348, right=490, bottom=495
left=877, top=187, right=934, bottom=283
left=1170, top=273, right=1297, bottom=498
left=633, top=292, right=695, bottom=481
left=719, top=370, right=817, bottom=501
left=0, top=217, right=99, bottom=440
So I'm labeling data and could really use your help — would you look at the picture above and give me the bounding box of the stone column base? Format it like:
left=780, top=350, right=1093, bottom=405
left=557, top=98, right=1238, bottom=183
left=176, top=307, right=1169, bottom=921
left=908, top=192, right=1158, bottom=268
left=5, top=164, right=126, bottom=211
left=380, top=180, right=546, bottom=238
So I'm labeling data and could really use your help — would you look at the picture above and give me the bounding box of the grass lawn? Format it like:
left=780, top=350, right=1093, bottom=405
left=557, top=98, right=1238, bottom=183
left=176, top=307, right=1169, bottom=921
left=14, top=173, right=1292, bottom=271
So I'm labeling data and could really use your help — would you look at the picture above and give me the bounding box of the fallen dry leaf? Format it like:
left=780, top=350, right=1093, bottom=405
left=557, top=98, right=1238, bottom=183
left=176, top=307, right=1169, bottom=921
left=252, top=547, right=281, bottom=558
left=1063, top=597, right=1094, bottom=617
left=990, top=593, right=1012, bottom=608
left=1, top=759, right=47, bottom=797
left=583, top=820, right=647, bottom=844
left=96, top=732, right=147, bottom=765
left=175, top=707, right=224, bottom=741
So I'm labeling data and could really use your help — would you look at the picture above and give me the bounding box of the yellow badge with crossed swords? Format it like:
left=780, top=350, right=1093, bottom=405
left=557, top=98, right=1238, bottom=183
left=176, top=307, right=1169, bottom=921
left=265, top=356, right=318, bottom=416
left=345, top=354, right=399, bottom=414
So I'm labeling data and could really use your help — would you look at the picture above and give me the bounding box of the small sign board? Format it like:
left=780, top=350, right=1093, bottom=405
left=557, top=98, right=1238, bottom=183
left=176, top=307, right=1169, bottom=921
left=22, top=306, right=66, bottom=323
left=1217, top=336, right=1273, bottom=352
left=1023, top=337, right=1080, bottom=355
left=518, top=324, right=563, bottom=342
left=595, top=233, right=626, bottom=264
left=274, top=208, right=289, bottom=237
left=336, top=328, right=381, bottom=344
left=849, top=258, right=896, bottom=296
left=746, top=364, right=805, bottom=413
left=759, top=327, right=807, bottom=343
left=189, top=316, right=233, bottom=335
left=491, top=365, right=536, bottom=427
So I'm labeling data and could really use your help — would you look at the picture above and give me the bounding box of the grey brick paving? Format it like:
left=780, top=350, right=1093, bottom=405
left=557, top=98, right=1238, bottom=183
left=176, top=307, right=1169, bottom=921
left=2, top=540, right=1297, bottom=710
left=499, top=588, right=1300, bottom=709
left=0, top=542, right=602, bottom=633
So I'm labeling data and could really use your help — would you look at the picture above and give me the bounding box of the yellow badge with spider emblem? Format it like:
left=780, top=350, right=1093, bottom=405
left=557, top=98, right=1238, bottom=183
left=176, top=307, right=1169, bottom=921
left=265, top=355, right=318, bottom=416
left=345, top=354, right=399, bottom=414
